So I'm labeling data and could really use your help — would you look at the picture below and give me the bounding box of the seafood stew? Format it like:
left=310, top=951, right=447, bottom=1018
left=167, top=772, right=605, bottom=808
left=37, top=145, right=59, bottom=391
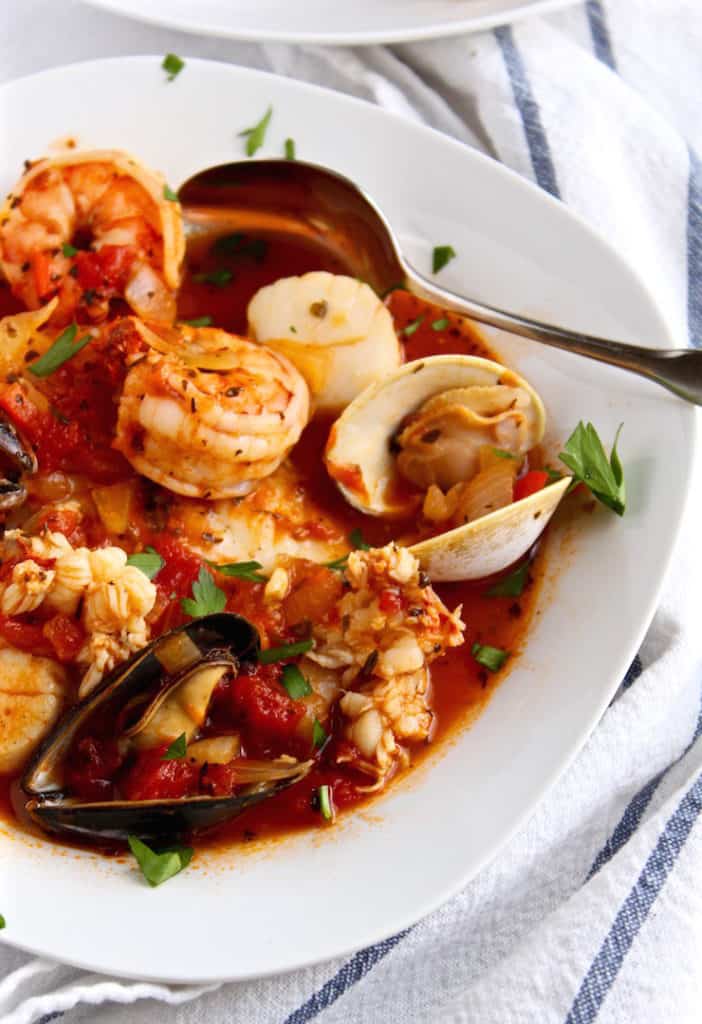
left=0, top=146, right=620, bottom=876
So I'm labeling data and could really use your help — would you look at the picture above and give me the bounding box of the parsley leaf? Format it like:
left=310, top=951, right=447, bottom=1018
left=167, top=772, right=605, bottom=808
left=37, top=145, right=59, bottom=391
left=259, top=638, right=314, bottom=665
left=0, top=914, right=5, bottom=929
left=126, top=546, right=164, bottom=581
left=486, top=562, right=530, bottom=598
left=432, top=245, right=456, bottom=274
left=239, top=106, right=272, bottom=157
left=182, top=316, right=213, bottom=327
left=281, top=664, right=312, bottom=699
left=349, top=527, right=370, bottom=551
left=128, top=836, right=193, bottom=887
left=207, top=560, right=268, bottom=583
left=559, top=421, right=626, bottom=516
left=431, top=317, right=449, bottom=331
left=28, top=323, right=93, bottom=378
left=162, top=733, right=187, bottom=760
left=162, top=53, right=185, bottom=81
left=213, top=233, right=268, bottom=262
left=317, top=784, right=333, bottom=822
left=312, top=718, right=328, bottom=749
left=491, top=447, right=518, bottom=460
left=62, top=242, right=78, bottom=258
left=472, top=642, right=509, bottom=672
left=163, top=184, right=179, bottom=202
left=284, top=138, right=296, bottom=160
left=181, top=566, right=226, bottom=617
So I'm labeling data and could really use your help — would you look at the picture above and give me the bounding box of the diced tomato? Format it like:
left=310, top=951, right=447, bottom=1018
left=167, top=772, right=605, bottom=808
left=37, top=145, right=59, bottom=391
left=513, top=470, right=549, bottom=502
left=42, top=614, right=85, bottom=663
left=0, top=616, right=53, bottom=656
left=74, top=246, right=135, bottom=293
left=378, top=588, right=403, bottom=615
left=120, top=745, right=200, bottom=801
left=65, top=736, right=124, bottom=801
left=200, top=761, right=238, bottom=797
left=31, top=251, right=53, bottom=299
left=35, top=507, right=82, bottom=541
left=231, top=665, right=305, bottom=752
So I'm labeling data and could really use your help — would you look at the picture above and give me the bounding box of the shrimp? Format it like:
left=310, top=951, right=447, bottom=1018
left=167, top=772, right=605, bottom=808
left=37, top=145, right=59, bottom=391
left=0, top=150, right=184, bottom=326
left=114, top=320, right=310, bottom=499
left=247, top=272, right=401, bottom=412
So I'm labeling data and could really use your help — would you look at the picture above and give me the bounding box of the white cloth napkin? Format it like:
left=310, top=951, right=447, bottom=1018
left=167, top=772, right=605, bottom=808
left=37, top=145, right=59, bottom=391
left=1, top=1, right=701, bottom=1021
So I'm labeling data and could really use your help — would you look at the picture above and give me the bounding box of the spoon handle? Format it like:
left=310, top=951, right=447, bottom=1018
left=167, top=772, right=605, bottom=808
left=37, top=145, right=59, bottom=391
left=403, top=263, right=702, bottom=406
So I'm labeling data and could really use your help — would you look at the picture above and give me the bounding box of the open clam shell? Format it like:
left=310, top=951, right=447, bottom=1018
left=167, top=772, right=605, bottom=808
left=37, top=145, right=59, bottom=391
left=22, top=613, right=311, bottom=843
left=325, top=354, right=569, bottom=581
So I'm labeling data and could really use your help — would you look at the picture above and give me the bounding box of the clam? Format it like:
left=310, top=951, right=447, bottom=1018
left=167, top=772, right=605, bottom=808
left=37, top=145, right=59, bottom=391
left=325, top=355, right=570, bottom=581
left=22, top=613, right=311, bottom=843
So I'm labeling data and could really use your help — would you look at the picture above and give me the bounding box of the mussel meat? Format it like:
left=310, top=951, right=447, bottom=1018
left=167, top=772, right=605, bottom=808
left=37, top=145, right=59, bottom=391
left=22, top=612, right=312, bottom=843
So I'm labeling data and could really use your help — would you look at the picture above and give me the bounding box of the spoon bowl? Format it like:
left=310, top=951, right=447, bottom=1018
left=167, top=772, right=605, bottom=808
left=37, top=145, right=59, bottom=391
left=179, top=159, right=702, bottom=405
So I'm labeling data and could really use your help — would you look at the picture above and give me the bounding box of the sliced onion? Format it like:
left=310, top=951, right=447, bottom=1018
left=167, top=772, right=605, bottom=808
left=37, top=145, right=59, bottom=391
left=452, top=460, right=517, bottom=525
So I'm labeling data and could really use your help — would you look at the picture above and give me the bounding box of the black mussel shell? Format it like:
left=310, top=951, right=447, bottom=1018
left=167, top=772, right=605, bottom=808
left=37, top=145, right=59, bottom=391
left=18, top=612, right=306, bottom=844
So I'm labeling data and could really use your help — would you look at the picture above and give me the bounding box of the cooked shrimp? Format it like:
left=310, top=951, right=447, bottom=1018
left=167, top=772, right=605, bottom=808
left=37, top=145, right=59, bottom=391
left=0, top=150, right=184, bottom=326
left=248, top=272, right=401, bottom=412
left=114, top=321, right=310, bottom=499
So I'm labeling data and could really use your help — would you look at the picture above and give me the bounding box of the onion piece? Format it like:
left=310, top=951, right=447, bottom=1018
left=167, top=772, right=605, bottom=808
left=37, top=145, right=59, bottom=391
left=452, top=459, right=517, bottom=525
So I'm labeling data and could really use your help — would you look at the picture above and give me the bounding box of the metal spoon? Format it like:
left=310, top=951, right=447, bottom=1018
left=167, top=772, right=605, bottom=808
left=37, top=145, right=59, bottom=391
left=179, top=159, right=702, bottom=405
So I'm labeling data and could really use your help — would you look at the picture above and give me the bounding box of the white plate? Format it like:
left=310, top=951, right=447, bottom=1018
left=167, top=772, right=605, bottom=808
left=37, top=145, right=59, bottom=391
left=82, top=0, right=580, bottom=45
left=0, top=57, right=695, bottom=983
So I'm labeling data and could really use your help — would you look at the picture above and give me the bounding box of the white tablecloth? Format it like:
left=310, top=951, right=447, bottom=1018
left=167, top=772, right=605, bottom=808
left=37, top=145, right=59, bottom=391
left=0, top=2, right=701, bottom=1022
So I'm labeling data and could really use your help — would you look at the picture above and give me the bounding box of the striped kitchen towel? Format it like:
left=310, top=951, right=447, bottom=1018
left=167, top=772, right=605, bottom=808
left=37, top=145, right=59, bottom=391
left=0, top=0, right=701, bottom=1021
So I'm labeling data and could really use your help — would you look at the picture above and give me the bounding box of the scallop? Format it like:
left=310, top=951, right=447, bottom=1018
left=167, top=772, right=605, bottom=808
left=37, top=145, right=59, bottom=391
left=324, top=354, right=570, bottom=581
left=247, top=272, right=402, bottom=412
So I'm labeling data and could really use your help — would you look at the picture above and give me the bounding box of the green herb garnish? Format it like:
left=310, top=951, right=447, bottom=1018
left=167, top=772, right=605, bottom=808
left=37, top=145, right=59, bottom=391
left=163, top=184, right=179, bottom=202
left=324, top=554, right=350, bottom=572
left=162, top=53, right=185, bottom=81
left=317, top=785, right=333, bottom=822
left=239, top=106, right=272, bottom=158
left=162, top=733, right=187, bottom=760
left=312, top=718, right=327, bottom=749
left=544, top=466, right=563, bottom=482
left=28, top=323, right=92, bottom=378
left=486, top=562, right=529, bottom=598
left=432, top=245, right=456, bottom=274
left=182, top=316, right=213, bottom=328
left=431, top=317, right=449, bottom=331
left=259, top=638, right=314, bottom=665
left=284, top=138, right=296, bottom=160
left=491, top=447, right=518, bottom=460
left=559, top=421, right=625, bottom=516
left=281, top=664, right=312, bottom=699
left=403, top=315, right=424, bottom=337
left=193, top=268, right=233, bottom=287
left=128, top=836, right=193, bottom=887
left=472, top=642, right=509, bottom=673
left=181, top=566, right=227, bottom=617
left=0, top=914, right=5, bottom=929
left=207, top=559, right=268, bottom=583
left=126, top=546, right=164, bottom=581
left=213, top=233, right=267, bottom=262
left=349, top=527, right=370, bottom=551
left=62, top=242, right=78, bottom=258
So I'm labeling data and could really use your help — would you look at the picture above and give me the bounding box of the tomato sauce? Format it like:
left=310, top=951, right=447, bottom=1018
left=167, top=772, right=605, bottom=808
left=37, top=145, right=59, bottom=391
left=0, top=225, right=547, bottom=853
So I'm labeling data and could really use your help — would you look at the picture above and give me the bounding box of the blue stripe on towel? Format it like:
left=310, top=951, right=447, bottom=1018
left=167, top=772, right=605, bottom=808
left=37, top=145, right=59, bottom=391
left=283, top=930, right=410, bottom=1024
left=37, top=1015, right=63, bottom=1024
left=590, top=681, right=702, bottom=876
left=687, top=146, right=702, bottom=347
left=566, top=768, right=702, bottom=1023
left=585, top=1, right=617, bottom=70
left=621, top=654, right=643, bottom=690
left=494, top=25, right=560, bottom=198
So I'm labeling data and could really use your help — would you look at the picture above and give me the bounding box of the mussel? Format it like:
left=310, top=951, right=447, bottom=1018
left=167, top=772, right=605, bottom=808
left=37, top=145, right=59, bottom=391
left=325, top=354, right=570, bottom=581
left=22, top=613, right=312, bottom=843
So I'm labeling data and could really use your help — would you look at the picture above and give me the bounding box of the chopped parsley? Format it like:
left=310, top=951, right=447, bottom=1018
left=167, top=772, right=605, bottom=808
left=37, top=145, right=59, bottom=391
left=193, top=268, right=233, bottom=288
left=163, top=184, right=179, bottom=202
left=128, top=836, right=193, bottom=887
left=61, top=242, right=78, bottom=258
left=317, top=785, right=333, bottom=822
left=162, top=733, right=187, bottom=760
left=28, top=323, right=92, bottom=378
left=182, top=316, right=213, bottom=328
left=471, top=642, right=509, bottom=672
left=207, top=559, right=268, bottom=583
left=432, top=245, right=456, bottom=274
left=239, top=106, right=273, bottom=158
left=284, top=138, right=296, bottom=160
left=349, top=527, right=370, bottom=551
left=259, top=638, right=314, bottom=665
left=491, top=447, right=518, bottom=460
left=281, top=664, right=312, bottom=699
left=431, top=317, right=449, bottom=331
left=312, top=718, right=328, bottom=749
left=181, top=566, right=227, bottom=618
left=126, top=546, right=164, bottom=581
left=486, top=562, right=530, bottom=598
left=213, top=233, right=268, bottom=262
left=162, top=53, right=185, bottom=81
left=402, top=315, right=424, bottom=337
